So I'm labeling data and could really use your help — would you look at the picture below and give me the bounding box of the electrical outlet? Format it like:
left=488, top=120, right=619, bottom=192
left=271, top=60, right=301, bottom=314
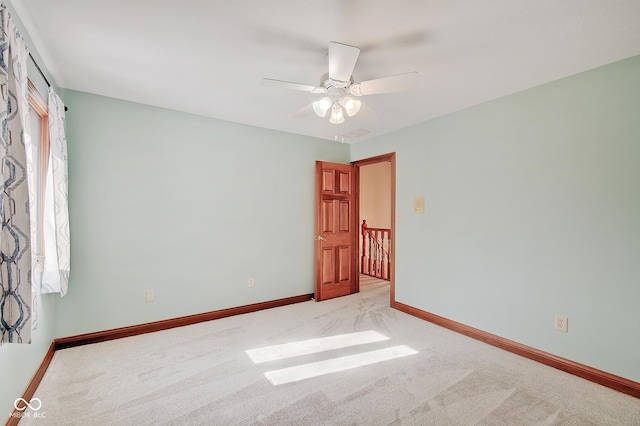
left=555, top=315, right=568, bottom=333
left=146, top=290, right=155, bottom=302
left=248, top=278, right=255, bottom=287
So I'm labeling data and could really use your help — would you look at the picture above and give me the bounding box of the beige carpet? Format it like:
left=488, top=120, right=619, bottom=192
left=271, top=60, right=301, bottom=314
left=19, top=277, right=640, bottom=425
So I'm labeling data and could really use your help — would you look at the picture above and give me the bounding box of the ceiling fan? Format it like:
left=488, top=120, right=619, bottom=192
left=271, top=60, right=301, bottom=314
left=262, top=41, right=418, bottom=124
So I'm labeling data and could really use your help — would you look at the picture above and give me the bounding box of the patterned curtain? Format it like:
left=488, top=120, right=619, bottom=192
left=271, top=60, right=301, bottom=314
left=41, top=87, right=70, bottom=296
left=0, top=5, right=33, bottom=344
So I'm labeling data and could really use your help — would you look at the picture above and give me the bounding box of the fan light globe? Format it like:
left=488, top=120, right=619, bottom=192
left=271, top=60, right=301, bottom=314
left=341, top=96, right=361, bottom=117
left=312, top=97, right=332, bottom=117
left=329, top=103, right=345, bottom=124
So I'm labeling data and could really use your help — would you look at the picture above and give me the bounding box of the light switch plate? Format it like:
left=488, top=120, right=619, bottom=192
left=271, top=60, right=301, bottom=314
left=413, top=197, right=425, bottom=214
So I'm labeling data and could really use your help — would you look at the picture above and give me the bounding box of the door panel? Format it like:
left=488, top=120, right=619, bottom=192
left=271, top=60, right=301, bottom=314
left=322, top=170, right=335, bottom=192
left=339, top=200, right=350, bottom=231
left=338, top=171, right=350, bottom=193
left=315, top=161, right=357, bottom=301
left=322, top=248, right=334, bottom=283
left=322, top=200, right=334, bottom=233
left=338, top=246, right=351, bottom=282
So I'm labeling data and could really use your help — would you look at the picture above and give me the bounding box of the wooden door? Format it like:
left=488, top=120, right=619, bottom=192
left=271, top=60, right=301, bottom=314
left=314, top=161, right=358, bottom=301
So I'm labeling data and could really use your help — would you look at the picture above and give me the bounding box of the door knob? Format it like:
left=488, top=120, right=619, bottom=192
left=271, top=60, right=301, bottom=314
left=315, top=235, right=326, bottom=241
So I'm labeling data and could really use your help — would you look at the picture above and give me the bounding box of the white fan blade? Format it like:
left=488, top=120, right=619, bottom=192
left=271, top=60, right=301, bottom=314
left=328, top=42, right=360, bottom=83
left=261, top=78, right=326, bottom=93
left=351, top=72, right=418, bottom=96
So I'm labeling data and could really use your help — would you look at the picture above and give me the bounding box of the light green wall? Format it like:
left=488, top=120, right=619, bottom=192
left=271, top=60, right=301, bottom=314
left=55, top=89, right=350, bottom=337
left=351, top=55, right=640, bottom=382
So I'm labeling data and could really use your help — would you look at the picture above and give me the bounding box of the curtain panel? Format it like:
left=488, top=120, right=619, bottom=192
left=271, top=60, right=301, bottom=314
left=0, top=5, right=34, bottom=344
left=41, top=87, right=70, bottom=296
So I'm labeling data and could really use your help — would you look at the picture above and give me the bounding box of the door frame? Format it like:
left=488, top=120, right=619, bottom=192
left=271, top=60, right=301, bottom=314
left=352, top=152, right=396, bottom=304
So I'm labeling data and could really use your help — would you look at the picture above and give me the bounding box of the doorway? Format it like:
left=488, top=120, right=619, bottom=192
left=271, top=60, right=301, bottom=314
left=354, top=153, right=396, bottom=303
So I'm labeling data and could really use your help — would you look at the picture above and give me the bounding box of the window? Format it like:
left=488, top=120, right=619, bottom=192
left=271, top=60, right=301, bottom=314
left=27, top=79, right=49, bottom=269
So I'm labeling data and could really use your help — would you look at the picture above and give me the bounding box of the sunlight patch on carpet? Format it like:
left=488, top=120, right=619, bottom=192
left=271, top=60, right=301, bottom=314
left=246, top=330, right=390, bottom=363
left=263, top=345, right=418, bottom=385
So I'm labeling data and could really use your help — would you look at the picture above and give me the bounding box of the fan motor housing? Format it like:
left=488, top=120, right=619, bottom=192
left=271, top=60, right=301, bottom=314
left=320, top=73, right=353, bottom=90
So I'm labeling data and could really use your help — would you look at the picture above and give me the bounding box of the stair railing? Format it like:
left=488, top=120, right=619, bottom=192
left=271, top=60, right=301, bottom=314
left=360, top=220, right=391, bottom=280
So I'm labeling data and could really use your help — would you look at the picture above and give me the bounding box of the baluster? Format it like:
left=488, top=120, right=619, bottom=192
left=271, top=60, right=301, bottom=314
left=368, top=230, right=373, bottom=275
left=380, top=232, right=384, bottom=278
left=373, top=231, right=380, bottom=277
left=361, top=220, right=367, bottom=274
left=387, top=231, right=391, bottom=280
left=380, top=232, right=385, bottom=279
left=371, top=230, right=375, bottom=276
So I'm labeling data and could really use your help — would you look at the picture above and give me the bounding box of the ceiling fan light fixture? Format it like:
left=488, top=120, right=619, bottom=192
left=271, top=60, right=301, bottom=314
left=329, top=103, right=345, bottom=124
left=340, top=96, right=361, bottom=117
left=263, top=41, right=418, bottom=127
left=312, top=97, right=332, bottom=117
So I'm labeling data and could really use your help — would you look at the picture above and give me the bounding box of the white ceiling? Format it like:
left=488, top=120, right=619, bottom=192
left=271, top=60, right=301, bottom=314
left=12, top=0, right=640, bottom=142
